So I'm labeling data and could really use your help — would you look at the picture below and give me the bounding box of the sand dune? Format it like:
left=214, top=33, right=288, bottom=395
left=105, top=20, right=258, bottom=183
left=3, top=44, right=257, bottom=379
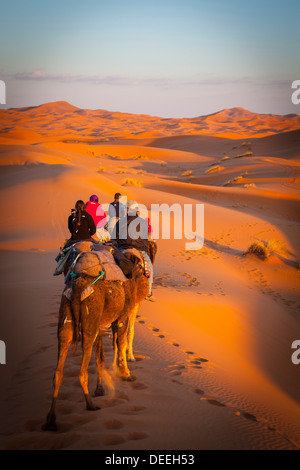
left=0, top=102, right=299, bottom=450
left=1, top=102, right=300, bottom=143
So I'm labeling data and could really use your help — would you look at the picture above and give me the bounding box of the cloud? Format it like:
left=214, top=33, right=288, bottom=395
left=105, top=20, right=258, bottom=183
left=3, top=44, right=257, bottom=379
left=14, top=70, right=169, bottom=87
left=13, top=69, right=246, bottom=88
left=12, top=69, right=292, bottom=90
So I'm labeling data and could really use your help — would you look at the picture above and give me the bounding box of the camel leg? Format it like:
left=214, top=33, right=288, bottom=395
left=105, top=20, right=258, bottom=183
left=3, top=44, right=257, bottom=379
left=127, top=303, right=140, bottom=362
left=44, top=306, right=73, bottom=431
left=112, top=320, right=118, bottom=368
left=116, top=318, right=132, bottom=380
left=94, top=330, right=106, bottom=397
left=79, top=334, right=100, bottom=410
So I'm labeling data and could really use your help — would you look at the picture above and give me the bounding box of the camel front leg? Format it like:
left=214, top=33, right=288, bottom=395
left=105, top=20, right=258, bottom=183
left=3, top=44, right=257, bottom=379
left=127, top=303, right=140, bottom=362
left=116, top=318, right=132, bottom=380
left=44, top=312, right=73, bottom=431
left=111, top=320, right=118, bottom=368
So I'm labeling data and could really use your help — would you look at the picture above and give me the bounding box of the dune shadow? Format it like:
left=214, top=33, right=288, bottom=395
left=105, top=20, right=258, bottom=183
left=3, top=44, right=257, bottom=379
left=0, top=163, right=67, bottom=190
left=204, top=239, right=244, bottom=257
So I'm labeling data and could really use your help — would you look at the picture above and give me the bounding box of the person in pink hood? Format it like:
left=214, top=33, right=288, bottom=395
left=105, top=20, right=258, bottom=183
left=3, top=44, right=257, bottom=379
left=85, top=194, right=107, bottom=228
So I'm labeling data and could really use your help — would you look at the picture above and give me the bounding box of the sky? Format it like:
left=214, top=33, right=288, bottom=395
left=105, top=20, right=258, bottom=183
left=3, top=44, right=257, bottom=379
left=0, top=0, right=300, bottom=117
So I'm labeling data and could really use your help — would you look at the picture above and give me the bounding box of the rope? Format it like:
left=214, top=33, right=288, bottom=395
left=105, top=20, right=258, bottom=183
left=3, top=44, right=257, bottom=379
left=90, top=271, right=105, bottom=285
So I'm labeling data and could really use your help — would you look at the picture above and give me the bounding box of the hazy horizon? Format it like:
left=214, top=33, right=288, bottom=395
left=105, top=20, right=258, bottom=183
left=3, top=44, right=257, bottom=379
left=3, top=99, right=300, bottom=120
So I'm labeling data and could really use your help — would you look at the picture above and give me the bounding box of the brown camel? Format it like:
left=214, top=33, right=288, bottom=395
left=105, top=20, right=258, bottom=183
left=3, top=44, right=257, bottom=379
left=116, top=239, right=157, bottom=364
left=44, top=261, right=149, bottom=432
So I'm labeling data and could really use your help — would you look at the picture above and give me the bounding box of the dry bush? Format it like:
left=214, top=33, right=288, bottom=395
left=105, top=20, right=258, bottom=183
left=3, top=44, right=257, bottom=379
left=244, top=242, right=269, bottom=260
left=221, top=156, right=229, bottom=161
left=181, top=170, right=193, bottom=176
left=224, top=175, right=243, bottom=186
left=97, top=166, right=105, bottom=172
left=135, top=155, right=148, bottom=160
left=122, top=178, right=143, bottom=187
left=244, top=183, right=256, bottom=188
left=235, top=151, right=253, bottom=158
left=116, top=168, right=126, bottom=174
left=205, top=165, right=225, bottom=174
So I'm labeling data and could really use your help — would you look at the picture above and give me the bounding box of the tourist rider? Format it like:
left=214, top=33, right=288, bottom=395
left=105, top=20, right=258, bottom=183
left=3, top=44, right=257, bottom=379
left=113, top=200, right=155, bottom=301
left=107, top=192, right=126, bottom=237
left=65, top=200, right=97, bottom=248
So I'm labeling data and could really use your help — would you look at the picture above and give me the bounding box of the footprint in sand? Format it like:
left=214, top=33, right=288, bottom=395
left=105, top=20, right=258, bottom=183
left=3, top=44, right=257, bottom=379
left=102, top=397, right=128, bottom=408
left=130, top=381, right=148, bottom=390
left=122, top=406, right=146, bottom=415
left=167, top=364, right=185, bottom=370
left=201, top=397, right=226, bottom=407
left=187, top=359, right=202, bottom=369
left=126, top=431, right=148, bottom=441
left=167, top=370, right=182, bottom=376
left=236, top=411, right=257, bottom=422
left=149, top=326, right=160, bottom=332
left=188, top=359, right=202, bottom=365
left=101, top=434, right=126, bottom=446
left=104, top=419, right=124, bottom=430
left=131, top=354, right=147, bottom=362
left=171, top=379, right=183, bottom=385
left=193, top=356, right=209, bottom=363
left=168, top=341, right=180, bottom=347
left=193, top=388, right=205, bottom=396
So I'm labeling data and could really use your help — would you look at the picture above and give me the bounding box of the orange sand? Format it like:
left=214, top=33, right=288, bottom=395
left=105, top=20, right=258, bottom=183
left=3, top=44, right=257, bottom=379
left=0, top=102, right=299, bottom=450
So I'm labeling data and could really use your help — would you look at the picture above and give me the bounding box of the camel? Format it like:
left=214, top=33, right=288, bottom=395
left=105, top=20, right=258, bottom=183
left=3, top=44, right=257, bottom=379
left=44, top=255, right=149, bottom=432
left=120, top=239, right=157, bottom=363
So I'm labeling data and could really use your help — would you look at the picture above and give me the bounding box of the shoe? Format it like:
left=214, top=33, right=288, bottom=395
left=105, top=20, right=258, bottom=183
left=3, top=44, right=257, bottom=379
left=145, top=293, right=156, bottom=302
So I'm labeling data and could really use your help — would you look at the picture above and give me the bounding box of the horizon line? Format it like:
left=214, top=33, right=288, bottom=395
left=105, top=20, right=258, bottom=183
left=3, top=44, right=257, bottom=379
left=2, top=99, right=299, bottom=120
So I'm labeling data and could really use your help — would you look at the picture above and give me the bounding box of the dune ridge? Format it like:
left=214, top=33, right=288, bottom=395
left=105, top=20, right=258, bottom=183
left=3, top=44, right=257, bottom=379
left=1, top=101, right=300, bottom=142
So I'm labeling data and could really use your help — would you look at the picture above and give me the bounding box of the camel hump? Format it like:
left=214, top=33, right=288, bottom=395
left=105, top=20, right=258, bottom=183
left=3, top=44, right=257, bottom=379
left=74, top=241, right=94, bottom=252
left=73, top=249, right=127, bottom=281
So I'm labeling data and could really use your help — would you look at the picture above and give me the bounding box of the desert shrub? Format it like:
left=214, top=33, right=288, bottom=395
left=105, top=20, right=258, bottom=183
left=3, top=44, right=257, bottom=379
left=135, top=155, right=148, bottom=160
left=97, top=166, right=105, bottom=172
left=116, top=168, right=126, bottom=174
left=235, top=151, right=253, bottom=158
left=181, top=170, right=193, bottom=176
left=244, top=242, right=269, bottom=260
left=244, top=183, right=256, bottom=188
left=224, top=175, right=243, bottom=186
left=122, top=178, right=143, bottom=187
left=221, top=156, right=229, bottom=161
left=205, top=165, right=225, bottom=174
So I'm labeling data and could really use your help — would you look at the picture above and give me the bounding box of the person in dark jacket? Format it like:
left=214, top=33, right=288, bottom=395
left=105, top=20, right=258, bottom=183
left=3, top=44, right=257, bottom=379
left=114, top=200, right=155, bottom=301
left=65, top=200, right=97, bottom=248
left=107, top=192, right=126, bottom=237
